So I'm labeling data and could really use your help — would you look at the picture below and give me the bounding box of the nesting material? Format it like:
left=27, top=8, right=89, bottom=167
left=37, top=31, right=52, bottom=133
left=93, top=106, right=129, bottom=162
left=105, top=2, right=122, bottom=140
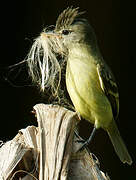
left=27, top=29, right=66, bottom=93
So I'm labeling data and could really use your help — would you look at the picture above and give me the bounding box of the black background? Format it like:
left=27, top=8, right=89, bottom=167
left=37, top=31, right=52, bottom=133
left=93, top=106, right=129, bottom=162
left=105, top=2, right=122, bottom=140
left=0, top=0, right=136, bottom=179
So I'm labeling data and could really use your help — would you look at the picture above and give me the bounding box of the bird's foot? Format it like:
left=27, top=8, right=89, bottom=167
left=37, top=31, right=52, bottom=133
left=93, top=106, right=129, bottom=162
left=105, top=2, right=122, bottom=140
left=74, top=131, right=89, bottom=151
left=76, top=127, right=97, bottom=152
left=76, top=139, right=90, bottom=152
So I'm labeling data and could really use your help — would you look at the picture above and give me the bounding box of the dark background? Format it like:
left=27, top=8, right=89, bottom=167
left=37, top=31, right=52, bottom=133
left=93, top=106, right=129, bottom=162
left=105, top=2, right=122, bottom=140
left=0, top=0, right=136, bottom=179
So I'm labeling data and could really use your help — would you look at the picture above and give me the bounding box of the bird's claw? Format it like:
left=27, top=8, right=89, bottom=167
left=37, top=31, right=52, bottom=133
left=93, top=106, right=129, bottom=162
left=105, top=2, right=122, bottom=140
left=76, top=139, right=89, bottom=152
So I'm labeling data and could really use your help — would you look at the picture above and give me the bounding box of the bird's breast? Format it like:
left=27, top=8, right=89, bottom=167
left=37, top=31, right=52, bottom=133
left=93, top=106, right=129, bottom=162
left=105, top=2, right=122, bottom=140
left=66, top=47, right=113, bottom=128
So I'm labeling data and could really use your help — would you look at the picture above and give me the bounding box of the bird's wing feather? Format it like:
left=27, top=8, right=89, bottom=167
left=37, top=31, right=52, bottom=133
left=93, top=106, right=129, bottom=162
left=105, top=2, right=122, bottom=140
left=97, top=63, right=119, bottom=119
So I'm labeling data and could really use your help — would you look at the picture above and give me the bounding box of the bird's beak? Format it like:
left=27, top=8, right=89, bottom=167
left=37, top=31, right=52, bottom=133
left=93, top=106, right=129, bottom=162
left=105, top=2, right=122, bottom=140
left=41, top=31, right=62, bottom=39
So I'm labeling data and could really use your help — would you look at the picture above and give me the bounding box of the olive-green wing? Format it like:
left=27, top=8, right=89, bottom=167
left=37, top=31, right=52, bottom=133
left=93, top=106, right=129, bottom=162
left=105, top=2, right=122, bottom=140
left=97, top=63, right=119, bottom=120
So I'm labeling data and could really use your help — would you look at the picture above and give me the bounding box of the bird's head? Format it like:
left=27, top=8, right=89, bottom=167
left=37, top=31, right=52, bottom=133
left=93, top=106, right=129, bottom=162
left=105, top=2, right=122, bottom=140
left=55, top=8, right=97, bottom=48
left=43, top=7, right=98, bottom=50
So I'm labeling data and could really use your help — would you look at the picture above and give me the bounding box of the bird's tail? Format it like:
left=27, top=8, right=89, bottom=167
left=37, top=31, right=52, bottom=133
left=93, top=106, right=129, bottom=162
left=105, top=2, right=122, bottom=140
left=106, top=120, right=132, bottom=165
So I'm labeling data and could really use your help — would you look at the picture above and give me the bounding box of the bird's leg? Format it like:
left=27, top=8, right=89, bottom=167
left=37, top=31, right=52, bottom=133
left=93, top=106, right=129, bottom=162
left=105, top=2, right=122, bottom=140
left=77, top=127, right=97, bottom=152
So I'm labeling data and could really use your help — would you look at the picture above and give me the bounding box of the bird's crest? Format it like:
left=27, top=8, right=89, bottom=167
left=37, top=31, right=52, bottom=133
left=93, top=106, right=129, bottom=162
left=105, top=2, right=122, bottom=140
left=55, top=7, right=84, bottom=30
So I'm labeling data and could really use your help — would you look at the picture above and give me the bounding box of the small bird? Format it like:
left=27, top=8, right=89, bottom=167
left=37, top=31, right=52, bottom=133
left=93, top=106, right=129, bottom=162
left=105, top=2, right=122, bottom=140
left=27, top=7, right=132, bottom=165
left=53, top=7, right=132, bottom=165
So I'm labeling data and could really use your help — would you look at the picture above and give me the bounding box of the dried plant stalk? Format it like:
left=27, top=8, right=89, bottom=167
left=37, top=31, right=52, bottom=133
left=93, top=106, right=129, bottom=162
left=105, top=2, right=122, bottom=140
left=0, top=104, right=110, bottom=180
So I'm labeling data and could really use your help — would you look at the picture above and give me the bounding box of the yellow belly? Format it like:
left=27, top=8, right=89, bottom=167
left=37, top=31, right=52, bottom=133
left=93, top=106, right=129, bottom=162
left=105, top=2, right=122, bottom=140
left=66, top=55, right=113, bottom=129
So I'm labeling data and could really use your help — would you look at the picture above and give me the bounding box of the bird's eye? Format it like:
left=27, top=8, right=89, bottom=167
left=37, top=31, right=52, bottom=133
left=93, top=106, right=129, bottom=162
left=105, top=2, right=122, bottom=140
left=62, top=29, right=71, bottom=35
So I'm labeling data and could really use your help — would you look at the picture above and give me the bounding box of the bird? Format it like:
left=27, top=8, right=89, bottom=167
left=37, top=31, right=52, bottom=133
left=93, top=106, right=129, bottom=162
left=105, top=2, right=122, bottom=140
left=27, top=7, right=132, bottom=165
left=52, top=7, right=133, bottom=165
